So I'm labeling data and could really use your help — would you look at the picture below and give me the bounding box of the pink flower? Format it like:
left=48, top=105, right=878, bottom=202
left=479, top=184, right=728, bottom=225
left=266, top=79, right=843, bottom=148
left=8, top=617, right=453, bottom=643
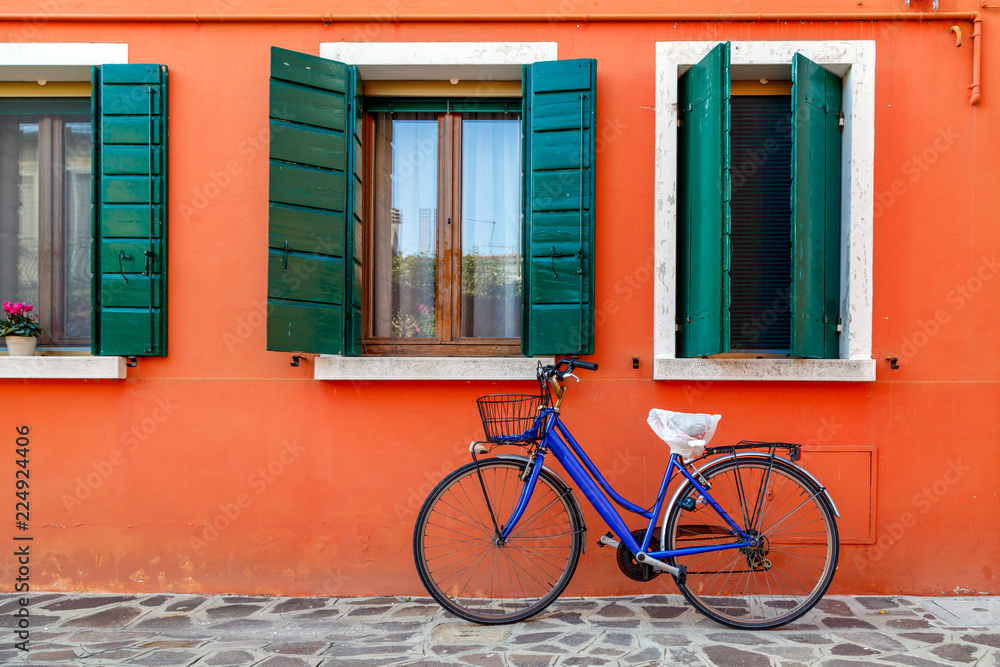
left=24, top=304, right=32, bottom=312
left=3, top=302, right=10, bottom=312
left=10, top=303, right=21, bottom=314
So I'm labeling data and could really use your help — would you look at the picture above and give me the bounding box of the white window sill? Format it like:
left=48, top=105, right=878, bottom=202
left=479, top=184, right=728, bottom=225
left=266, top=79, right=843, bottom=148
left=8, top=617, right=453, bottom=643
left=0, top=356, right=127, bottom=380
left=314, top=356, right=554, bottom=381
left=653, top=357, right=876, bottom=382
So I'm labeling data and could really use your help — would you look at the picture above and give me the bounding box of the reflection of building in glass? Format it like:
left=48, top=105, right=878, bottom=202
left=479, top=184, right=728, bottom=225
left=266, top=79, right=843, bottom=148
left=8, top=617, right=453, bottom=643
left=418, top=208, right=434, bottom=254
left=390, top=207, right=401, bottom=251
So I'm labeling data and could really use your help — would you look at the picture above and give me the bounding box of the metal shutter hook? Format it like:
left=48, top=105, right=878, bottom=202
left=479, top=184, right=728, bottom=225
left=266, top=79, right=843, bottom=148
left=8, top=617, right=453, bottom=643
left=118, top=250, right=133, bottom=284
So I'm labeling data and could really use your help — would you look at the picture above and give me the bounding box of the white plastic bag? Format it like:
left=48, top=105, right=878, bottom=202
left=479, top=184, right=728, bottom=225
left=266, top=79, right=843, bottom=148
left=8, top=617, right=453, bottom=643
left=647, top=409, right=721, bottom=462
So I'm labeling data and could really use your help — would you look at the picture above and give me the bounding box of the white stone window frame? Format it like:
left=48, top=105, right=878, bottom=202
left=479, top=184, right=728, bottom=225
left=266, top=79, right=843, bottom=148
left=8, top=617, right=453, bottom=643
left=313, top=42, right=558, bottom=381
left=654, top=40, right=876, bottom=382
left=0, top=43, right=128, bottom=379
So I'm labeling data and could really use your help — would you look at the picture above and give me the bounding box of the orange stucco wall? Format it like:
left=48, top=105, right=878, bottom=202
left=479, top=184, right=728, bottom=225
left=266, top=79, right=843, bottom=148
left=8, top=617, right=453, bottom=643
left=2, top=0, right=998, bottom=598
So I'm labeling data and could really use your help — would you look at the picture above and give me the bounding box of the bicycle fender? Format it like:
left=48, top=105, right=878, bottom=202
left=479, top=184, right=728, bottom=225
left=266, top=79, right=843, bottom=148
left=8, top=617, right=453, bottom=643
left=495, top=453, right=588, bottom=554
left=660, top=453, right=841, bottom=551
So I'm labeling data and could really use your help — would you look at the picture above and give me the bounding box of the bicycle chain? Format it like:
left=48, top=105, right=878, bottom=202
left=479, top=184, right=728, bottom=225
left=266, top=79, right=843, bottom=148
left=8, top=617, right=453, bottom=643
left=675, top=534, right=734, bottom=542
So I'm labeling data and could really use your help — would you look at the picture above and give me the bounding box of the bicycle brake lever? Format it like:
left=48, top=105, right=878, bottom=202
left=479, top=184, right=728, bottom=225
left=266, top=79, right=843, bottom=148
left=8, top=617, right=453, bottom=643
left=563, top=372, right=580, bottom=383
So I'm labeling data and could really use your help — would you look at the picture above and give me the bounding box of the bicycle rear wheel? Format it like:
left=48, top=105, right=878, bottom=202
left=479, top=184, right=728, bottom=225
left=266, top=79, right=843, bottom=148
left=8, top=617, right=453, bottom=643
left=413, top=458, right=583, bottom=624
left=663, top=457, right=839, bottom=629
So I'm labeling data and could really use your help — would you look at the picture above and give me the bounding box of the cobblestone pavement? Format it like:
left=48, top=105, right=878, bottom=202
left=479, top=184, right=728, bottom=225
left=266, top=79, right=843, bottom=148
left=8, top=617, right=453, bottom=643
left=0, top=593, right=997, bottom=666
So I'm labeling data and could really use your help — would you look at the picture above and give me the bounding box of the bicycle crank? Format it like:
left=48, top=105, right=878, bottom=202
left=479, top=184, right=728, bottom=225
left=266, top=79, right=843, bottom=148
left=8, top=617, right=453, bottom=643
left=616, top=529, right=661, bottom=582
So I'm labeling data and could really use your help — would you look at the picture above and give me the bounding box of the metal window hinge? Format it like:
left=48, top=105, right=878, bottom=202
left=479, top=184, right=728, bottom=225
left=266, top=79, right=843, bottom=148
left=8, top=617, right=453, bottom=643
left=836, top=316, right=843, bottom=333
left=838, top=113, right=845, bottom=130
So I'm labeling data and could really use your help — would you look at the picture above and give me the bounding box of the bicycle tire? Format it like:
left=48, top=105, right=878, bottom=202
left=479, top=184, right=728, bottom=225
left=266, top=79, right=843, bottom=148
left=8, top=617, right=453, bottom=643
left=413, top=458, right=584, bottom=624
left=662, top=457, right=839, bottom=629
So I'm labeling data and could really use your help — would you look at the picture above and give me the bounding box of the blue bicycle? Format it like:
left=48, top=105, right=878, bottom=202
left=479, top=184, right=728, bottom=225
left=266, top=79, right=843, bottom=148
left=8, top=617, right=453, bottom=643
left=413, top=358, right=840, bottom=628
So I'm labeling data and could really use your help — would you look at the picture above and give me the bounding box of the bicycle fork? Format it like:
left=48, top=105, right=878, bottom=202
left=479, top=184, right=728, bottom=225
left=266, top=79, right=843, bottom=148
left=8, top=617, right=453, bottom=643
left=471, top=449, right=546, bottom=543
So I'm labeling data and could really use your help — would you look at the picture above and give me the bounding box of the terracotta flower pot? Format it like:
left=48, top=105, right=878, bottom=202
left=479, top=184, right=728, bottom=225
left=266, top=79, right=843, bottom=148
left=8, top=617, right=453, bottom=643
left=4, top=336, right=37, bottom=357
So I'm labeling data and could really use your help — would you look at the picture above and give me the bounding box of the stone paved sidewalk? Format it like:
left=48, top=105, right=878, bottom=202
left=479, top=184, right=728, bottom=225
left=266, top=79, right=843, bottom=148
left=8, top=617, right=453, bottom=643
left=0, top=593, right=997, bottom=666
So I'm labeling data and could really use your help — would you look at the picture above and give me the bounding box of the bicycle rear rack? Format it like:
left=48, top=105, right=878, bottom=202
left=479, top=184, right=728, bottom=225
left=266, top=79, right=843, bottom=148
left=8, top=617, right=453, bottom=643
left=705, top=440, right=801, bottom=461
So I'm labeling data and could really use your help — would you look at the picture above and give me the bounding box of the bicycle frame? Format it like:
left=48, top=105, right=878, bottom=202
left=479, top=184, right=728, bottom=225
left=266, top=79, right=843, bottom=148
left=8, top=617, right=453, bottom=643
left=499, top=409, right=754, bottom=565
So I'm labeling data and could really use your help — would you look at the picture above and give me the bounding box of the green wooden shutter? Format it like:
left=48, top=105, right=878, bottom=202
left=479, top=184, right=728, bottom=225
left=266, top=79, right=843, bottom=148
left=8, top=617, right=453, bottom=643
left=267, top=47, right=357, bottom=354
left=522, top=58, right=596, bottom=356
left=345, top=69, right=364, bottom=355
left=676, top=42, right=730, bottom=358
left=91, top=64, right=168, bottom=356
left=791, top=53, right=842, bottom=359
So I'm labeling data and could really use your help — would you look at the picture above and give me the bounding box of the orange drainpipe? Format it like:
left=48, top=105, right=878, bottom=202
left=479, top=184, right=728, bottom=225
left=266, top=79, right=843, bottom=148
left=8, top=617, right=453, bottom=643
left=0, top=11, right=983, bottom=106
left=970, top=16, right=983, bottom=106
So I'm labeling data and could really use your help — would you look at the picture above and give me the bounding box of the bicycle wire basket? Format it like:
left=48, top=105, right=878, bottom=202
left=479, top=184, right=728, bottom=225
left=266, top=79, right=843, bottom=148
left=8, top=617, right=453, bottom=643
left=476, top=393, right=550, bottom=443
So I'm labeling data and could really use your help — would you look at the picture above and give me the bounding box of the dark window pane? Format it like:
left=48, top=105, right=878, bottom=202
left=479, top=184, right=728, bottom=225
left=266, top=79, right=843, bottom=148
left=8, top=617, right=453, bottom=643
left=729, top=95, right=792, bottom=353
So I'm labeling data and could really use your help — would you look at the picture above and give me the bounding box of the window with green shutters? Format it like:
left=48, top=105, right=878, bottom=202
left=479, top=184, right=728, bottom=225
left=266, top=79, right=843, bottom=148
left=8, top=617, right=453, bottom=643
left=676, top=43, right=842, bottom=360
left=0, top=63, right=168, bottom=358
left=266, top=47, right=596, bottom=358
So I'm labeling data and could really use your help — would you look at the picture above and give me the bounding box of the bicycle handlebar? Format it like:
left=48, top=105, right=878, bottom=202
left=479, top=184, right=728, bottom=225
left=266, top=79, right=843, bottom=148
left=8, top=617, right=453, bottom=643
left=538, top=357, right=597, bottom=410
left=540, top=356, right=599, bottom=381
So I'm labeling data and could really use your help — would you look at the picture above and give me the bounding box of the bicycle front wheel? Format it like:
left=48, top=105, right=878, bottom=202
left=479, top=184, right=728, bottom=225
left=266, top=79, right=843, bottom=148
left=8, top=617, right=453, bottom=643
left=663, top=457, right=839, bottom=629
left=413, top=458, right=583, bottom=624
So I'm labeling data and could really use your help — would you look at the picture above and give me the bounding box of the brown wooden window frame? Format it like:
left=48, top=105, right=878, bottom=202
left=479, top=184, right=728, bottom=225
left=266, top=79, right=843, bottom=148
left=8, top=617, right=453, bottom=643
left=361, top=110, right=522, bottom=358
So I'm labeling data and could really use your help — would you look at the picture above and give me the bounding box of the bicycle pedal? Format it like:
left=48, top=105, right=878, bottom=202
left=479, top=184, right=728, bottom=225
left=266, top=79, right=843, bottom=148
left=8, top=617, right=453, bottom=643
left=597, top=532, right=620, bottom=549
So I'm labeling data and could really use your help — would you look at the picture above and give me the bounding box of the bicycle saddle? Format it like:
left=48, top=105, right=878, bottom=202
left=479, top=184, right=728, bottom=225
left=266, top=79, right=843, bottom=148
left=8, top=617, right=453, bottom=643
left=647, top=409, right=721, bottom=462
